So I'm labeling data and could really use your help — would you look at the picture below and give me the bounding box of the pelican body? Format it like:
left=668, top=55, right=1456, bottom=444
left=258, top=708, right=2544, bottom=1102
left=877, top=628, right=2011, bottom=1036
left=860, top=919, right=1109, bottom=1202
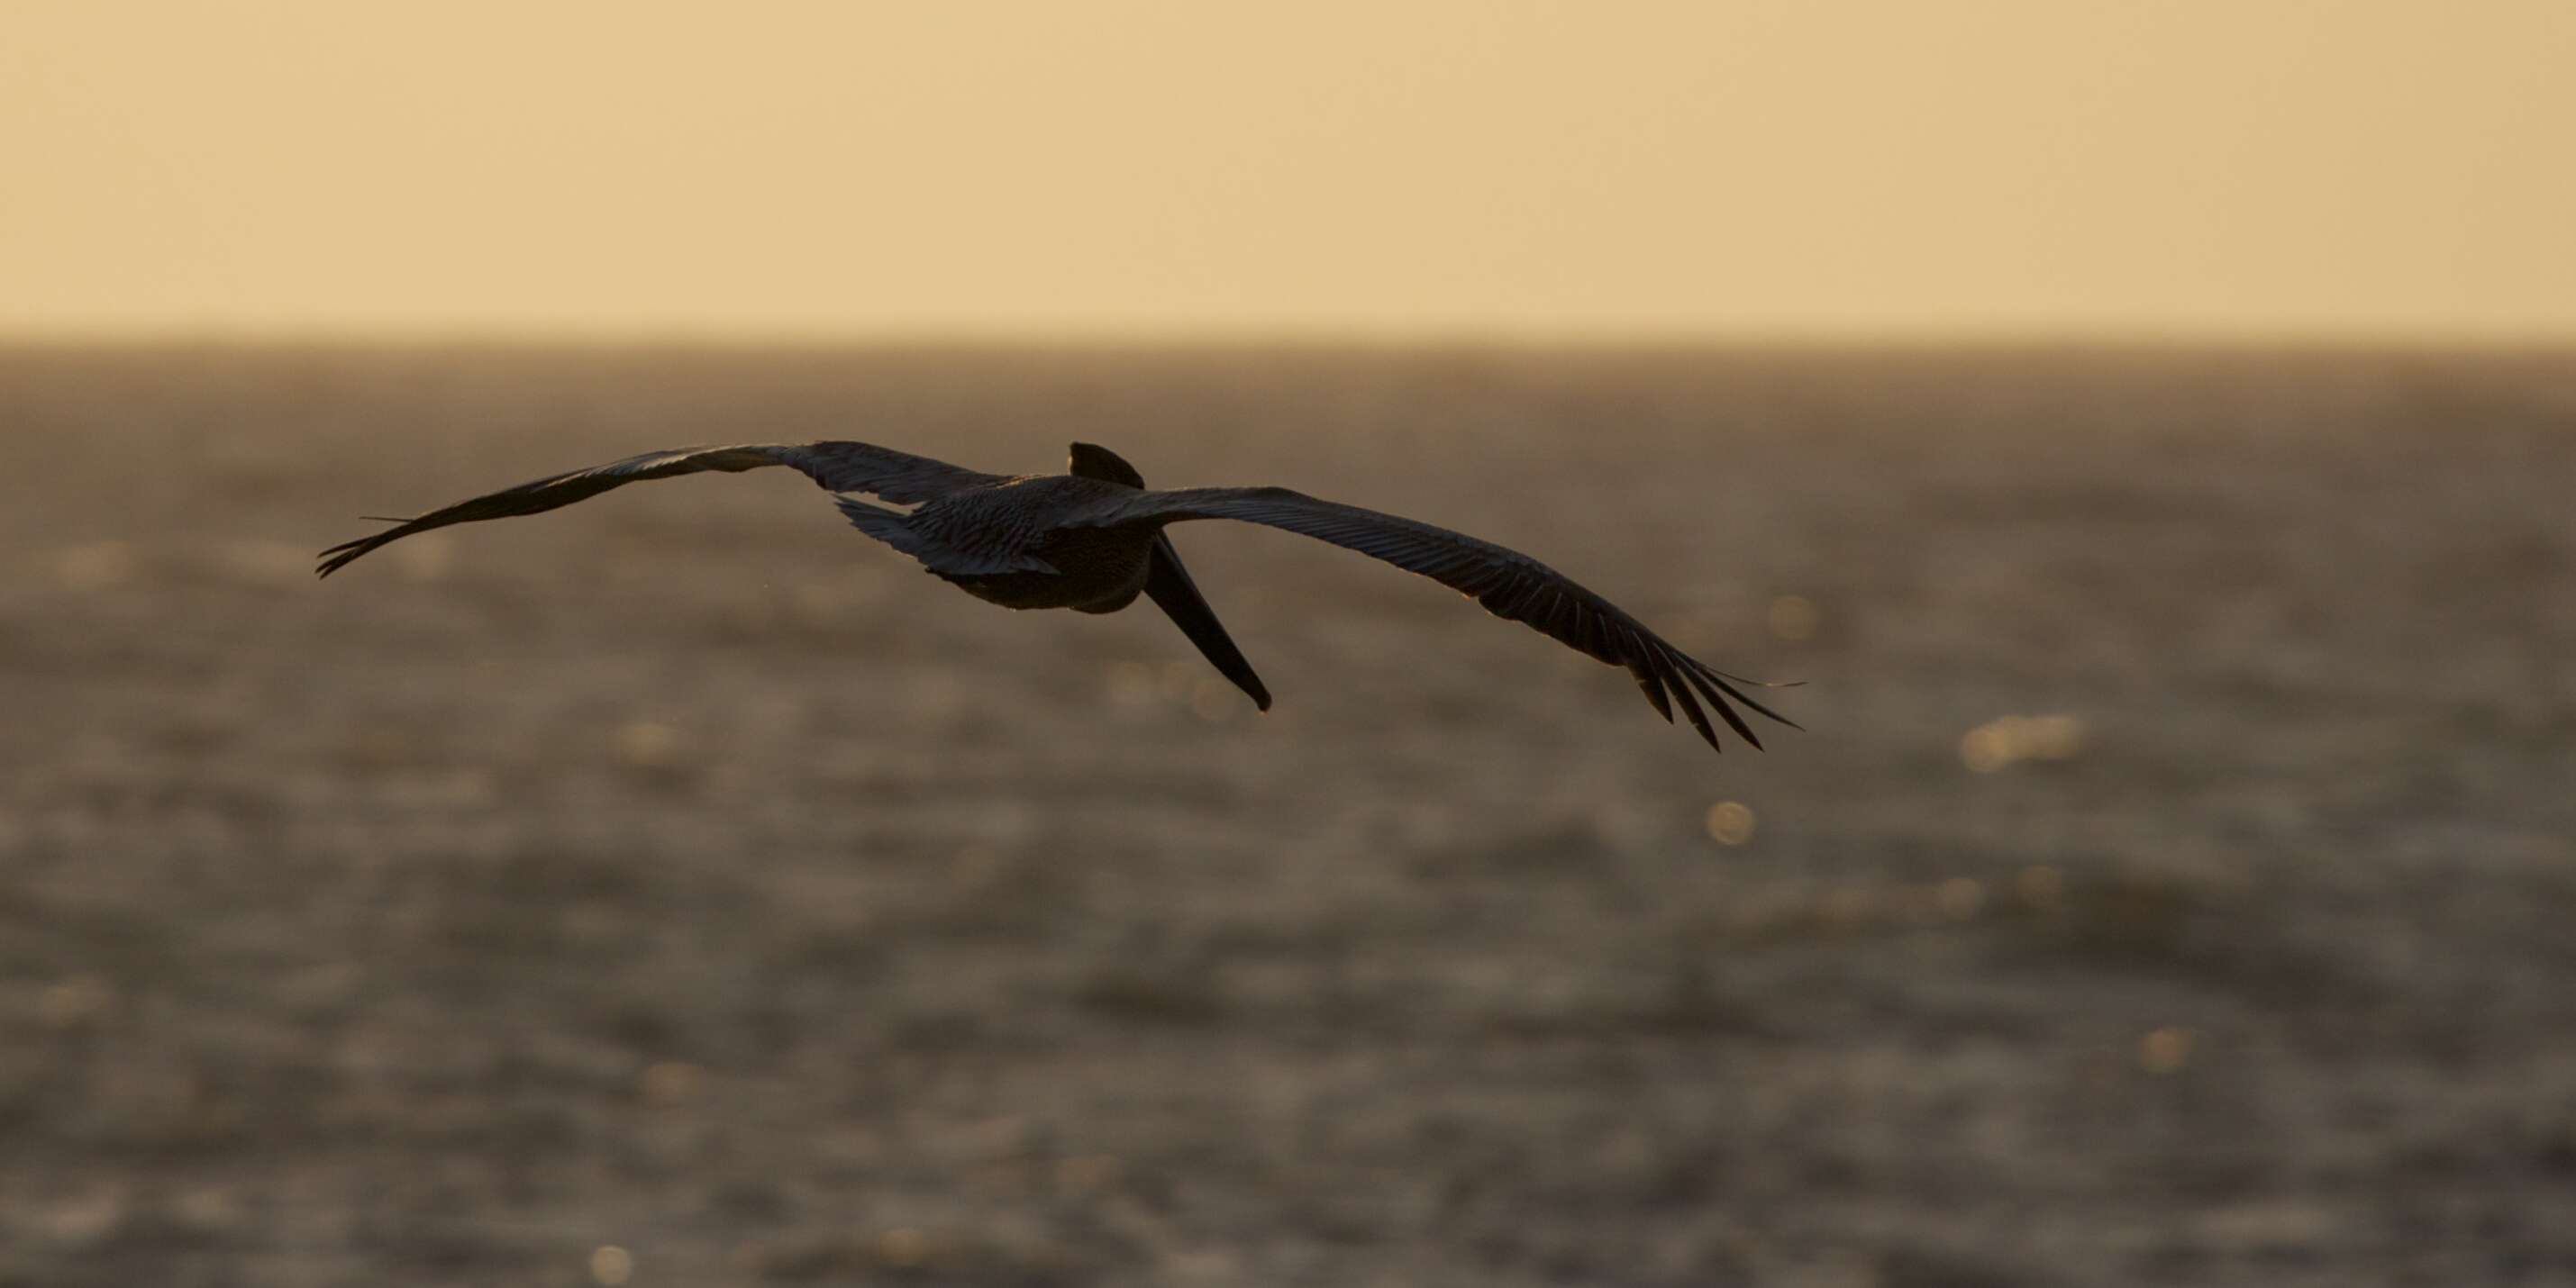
left=320, top=440, right=1795, bottom=753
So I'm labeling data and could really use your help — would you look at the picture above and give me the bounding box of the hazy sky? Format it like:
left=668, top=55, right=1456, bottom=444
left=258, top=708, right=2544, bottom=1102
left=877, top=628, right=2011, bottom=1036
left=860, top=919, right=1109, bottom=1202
left=7, top=2, right=2572, bottom=339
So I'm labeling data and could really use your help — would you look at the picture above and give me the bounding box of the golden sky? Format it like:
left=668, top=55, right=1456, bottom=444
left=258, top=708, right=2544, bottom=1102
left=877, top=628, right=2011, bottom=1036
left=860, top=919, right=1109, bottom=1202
left=7, top=2, right=2572, bottom=340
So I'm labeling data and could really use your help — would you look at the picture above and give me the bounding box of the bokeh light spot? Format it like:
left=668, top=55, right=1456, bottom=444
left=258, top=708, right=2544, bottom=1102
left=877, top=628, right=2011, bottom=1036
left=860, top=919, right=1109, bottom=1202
left=589, top=1245, right=633, bottom=1285
left=639, top=1061, right=703, bottom=1107
left=2016, top=865, right=2065, bottom=912
left=877, top=1228, right=930, bottom=1267
left=1935, top=877, right=1985, bottom=920
left=1055, top=1153, right=1124, bottom=1194
left=393, top=532, right=453, bottom=582
left=1767, top=594, right=1819, bottom=641
left=2140, top=1026, right=2197, bottom=1075
left=614, top=721, right=681, bottom=768
left=1106, top=661, right=1156, bottom=707
left=38, top=975, right=117, bottom=1029
left=1961, top=713, right=2088, bottom=773
left=1704, top=801, right=1756, bottom=846
left=1190, top=679, right=1239, bottom=723
left=55, top=540, right=136, bottom=591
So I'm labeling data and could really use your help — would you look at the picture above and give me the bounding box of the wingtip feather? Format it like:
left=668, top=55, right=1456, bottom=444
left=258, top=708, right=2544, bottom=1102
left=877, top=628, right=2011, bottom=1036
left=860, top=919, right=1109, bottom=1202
left=1661, top=658, right=1726, bottom=753
left=1632, top=667, right=1675, bottom=723
left=1687, top=658, right=1803, bottom=731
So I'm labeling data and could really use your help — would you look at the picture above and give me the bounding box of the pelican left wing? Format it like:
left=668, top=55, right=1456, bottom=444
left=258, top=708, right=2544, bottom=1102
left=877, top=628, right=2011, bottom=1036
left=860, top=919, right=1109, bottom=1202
left=1075, top=486, right=1798, bottom=751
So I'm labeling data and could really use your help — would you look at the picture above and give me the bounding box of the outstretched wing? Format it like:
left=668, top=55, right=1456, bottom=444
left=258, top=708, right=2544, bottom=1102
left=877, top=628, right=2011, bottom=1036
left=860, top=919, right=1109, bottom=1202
left=316, top=441, right=1004, bottom=578
left=1076, top=486, right=1798, bottom=752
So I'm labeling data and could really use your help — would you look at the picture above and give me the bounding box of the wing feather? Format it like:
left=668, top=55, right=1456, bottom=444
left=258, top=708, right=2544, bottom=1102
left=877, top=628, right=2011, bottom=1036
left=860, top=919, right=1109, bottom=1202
left=316, top=441, right=1002, bottom=577
left=1079, top=486, right=1798, bottom=751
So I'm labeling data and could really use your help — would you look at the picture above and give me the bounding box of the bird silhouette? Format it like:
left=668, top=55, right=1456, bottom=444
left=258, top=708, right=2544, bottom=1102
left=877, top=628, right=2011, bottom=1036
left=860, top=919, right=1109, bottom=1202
left=318, top=440, right=1797, bottom=752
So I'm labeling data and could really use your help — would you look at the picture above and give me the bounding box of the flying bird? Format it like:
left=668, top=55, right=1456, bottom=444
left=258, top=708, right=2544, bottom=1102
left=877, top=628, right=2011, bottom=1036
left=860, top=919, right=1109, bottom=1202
left=317, top=440, right=1797, bottom=753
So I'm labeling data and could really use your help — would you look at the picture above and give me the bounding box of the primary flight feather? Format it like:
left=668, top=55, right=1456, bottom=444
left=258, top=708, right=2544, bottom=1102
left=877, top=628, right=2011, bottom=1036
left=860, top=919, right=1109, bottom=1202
left=318, top=440, right=1798, bottom=753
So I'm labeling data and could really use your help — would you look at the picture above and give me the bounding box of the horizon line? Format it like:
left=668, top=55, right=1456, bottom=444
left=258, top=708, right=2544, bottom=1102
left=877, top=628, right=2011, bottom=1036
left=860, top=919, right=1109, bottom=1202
left=5, top=322, right=2574, bottom=355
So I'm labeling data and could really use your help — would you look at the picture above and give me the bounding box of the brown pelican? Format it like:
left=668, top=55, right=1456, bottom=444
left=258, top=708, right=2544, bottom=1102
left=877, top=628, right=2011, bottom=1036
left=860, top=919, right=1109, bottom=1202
left=318, top=440, right=1796, bottom=752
